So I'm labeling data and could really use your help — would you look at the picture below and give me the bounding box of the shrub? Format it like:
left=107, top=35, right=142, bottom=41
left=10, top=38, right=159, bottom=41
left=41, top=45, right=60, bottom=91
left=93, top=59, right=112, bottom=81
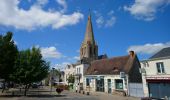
left=55, top=84, right=69, bottom=90
left=56, top=88, right=64, bottom=94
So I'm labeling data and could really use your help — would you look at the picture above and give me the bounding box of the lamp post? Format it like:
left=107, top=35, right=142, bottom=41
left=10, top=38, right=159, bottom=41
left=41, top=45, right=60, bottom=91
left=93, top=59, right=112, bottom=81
left=50, top=67, right=55, bottom=94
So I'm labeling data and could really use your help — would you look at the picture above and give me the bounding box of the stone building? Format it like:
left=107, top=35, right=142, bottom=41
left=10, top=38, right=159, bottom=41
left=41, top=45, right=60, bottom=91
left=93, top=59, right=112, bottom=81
left=80, top=14, right=98, bottom=63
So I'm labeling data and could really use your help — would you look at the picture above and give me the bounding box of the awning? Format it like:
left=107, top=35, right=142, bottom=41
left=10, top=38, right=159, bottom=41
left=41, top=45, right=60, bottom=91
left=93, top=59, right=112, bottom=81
left=146, top=77, right=170, bottom=83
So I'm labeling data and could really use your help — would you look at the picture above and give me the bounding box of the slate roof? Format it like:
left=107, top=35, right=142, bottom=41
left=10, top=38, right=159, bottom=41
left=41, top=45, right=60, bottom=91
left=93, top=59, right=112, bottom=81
left=98, top=54, right=108, bottom=60
left=85, top=53, right=137, bottom=75
left=150, top=47, right=170, bottom=59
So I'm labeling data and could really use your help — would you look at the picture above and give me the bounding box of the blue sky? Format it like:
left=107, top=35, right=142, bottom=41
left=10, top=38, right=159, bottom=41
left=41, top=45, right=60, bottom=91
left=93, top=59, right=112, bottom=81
left=0, top=0, right=170, bottom=70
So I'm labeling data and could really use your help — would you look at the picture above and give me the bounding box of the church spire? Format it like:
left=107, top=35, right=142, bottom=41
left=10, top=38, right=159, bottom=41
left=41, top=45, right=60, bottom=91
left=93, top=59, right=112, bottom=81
left=84, top=13, right=95, bottom=45
left=80, top=13, right=98, bottom=63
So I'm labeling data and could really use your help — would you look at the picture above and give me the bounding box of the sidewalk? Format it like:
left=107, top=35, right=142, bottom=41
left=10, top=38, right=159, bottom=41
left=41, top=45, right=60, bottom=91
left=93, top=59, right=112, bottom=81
left=85, top=91, right=140, bottom=100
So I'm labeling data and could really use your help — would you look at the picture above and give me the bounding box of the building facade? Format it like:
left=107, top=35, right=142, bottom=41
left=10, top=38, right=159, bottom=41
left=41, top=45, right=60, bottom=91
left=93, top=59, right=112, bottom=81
left=64, top=64, right=76, bottom=84
left=140, top=47, right=170, bottom=99
left=74, top=63, right=89, bottom=91
left=84, top=51, right=143, bottom=97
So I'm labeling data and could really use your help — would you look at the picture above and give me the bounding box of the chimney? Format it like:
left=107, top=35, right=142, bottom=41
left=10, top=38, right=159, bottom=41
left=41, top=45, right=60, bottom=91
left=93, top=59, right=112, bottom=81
left=129, top=51, right=135, bottom=57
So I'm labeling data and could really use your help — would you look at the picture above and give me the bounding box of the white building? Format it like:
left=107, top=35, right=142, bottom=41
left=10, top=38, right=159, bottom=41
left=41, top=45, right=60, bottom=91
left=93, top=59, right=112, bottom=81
left=140, top=47, right=170, bottom=99
left=64, top=64, right=76, bottom=84
left=74, top=63, right=89, bottom=91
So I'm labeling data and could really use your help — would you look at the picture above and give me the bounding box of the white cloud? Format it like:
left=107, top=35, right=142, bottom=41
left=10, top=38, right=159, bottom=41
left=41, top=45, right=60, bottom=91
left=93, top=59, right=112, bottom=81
left=14, top=41, right=18, bottom=45
left=96, top=16, right=104, bottom=28
left=76, top=49, right=80, bottom=53
left=56, top=0, right=67, bottom=13
left=73, top=56, right=80, bottom=60
left=41, top=46, right=63, bottom=59
left=0, top=0, right=83, bottom=30
left=127, top=42, right=170, bottom=54
left=108, top=10, right=114, bottom=16
left=54, top=62, right=70, bottom=70
left=124, top=0, right=170, bottom=21
left=36, top=0, right=48, bottom=6
left=94, top=10, right=116, bottom=28
left=105, top=16, right=116, bottom=27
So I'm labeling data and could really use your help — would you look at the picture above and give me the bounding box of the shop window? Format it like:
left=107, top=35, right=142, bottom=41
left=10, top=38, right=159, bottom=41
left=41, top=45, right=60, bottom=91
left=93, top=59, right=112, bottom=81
left=115, top=79, right=123, bottom=90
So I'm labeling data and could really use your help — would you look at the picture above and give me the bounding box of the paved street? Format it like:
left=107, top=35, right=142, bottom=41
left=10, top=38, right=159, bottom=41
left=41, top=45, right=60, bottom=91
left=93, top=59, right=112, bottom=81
left=0, top=87, right=140, bottom=100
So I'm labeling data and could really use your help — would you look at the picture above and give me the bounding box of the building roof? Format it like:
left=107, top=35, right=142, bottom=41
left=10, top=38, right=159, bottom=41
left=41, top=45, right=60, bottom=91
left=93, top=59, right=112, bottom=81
left=98, top=54, right=108, bottom=60
left=85, top=51, right=137, bottom=75
left=149, top=47, right=170, bottom=59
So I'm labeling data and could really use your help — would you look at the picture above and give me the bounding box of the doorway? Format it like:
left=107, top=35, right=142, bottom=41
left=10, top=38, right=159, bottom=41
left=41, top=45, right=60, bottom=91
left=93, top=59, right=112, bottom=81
left=107, top=79, right=111, bottom=93
left=96, top=79, right=104, bottom=92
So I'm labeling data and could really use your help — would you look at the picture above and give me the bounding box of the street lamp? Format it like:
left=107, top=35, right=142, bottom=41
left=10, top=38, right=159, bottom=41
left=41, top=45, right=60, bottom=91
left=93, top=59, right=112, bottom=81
left=50, top=67, right=55, bottom=94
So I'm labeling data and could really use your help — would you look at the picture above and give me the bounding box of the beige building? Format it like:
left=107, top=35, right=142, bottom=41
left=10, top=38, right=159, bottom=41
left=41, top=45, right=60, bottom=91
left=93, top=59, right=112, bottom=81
left=140, top=47, right=170, bottom=99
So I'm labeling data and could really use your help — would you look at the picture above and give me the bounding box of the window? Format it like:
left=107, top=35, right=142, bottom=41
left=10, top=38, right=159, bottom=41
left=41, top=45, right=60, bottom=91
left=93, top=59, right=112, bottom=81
left=86, top=78, right=90, bottom=86
left=79, top=68, right=81, bottom=73
left=115, top=79, right=123, bottom=90
left=156, top=62, right=165, bottom=73
left=77, top=68, right=78, bottom=74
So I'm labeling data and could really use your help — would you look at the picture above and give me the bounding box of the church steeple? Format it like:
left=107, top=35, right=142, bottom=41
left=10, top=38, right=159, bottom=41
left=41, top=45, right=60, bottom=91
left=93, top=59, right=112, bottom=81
left=80, top=13, right=98, bottom=63
left=84, top=14, right=95, bottom=45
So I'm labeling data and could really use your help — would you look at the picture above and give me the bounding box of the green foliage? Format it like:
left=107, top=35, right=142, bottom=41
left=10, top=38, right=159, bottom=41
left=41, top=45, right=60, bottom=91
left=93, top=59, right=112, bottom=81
left=13, top=47, right=49, bottom=85
left=54, top=69, right=62, bottom=82
left=0, top=32, right=18, bottom=81
left=67, top=74, right=75, bottom=84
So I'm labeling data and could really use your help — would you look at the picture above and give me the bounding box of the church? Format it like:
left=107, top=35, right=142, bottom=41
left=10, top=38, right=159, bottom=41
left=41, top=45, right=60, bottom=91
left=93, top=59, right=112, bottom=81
left=64, top=13, right=143, bottom=97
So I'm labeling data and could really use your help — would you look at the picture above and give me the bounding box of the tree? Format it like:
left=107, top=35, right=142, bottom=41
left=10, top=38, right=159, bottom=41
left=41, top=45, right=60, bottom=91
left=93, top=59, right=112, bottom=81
left=67, top=74, right=75, bottom=84
left=0, top=32, right=18, bottom=92
left=12, top=47, right=49, bottom=96
left=55, top=69, right=62, bottom=82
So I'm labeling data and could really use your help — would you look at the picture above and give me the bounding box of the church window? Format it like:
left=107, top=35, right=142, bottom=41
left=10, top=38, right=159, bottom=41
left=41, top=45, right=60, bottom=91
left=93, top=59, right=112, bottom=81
left=90, top=46, right=92, bottom=56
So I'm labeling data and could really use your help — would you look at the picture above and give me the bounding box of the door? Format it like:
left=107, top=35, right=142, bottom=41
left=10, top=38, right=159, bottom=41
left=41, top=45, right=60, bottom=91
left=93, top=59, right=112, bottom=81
left=128, top=83, right=144, bottom=97
left=96, top=79, right=104, bottom=92
left=108, top=79, right=111, bottom=93
left=148, top=82, right=170, bottom=99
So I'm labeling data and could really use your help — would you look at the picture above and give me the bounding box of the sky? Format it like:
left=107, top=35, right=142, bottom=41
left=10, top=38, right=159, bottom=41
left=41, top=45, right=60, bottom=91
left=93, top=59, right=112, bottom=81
left=0, top=0, right=170, bottom=70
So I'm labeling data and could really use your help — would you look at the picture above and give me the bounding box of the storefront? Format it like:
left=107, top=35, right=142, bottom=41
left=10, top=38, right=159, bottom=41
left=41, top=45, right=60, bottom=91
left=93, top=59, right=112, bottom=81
left=146, top=77, right=170, bottom=99
left=84, top=75, right=127, bottom=93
